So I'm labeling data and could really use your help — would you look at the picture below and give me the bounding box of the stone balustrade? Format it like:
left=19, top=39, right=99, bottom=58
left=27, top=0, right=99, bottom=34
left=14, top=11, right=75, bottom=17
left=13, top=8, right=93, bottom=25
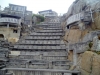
left=0, top=18, right=21, bottom=24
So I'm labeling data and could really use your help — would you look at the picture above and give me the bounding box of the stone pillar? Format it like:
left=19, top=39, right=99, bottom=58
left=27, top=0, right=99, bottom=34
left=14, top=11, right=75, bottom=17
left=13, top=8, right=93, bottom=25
left=40, top=54, right=43, bottom=60
left=67, top=42, right=70, bottom=53
left=73, top=46, right=78, bottom=66
left=26, top=61, right=29, bottom=68
left=7, top=23, right=10, bottom=40
left=49, top=61, right=53, bottom=69
left=7, top=23, right=9, bottom=28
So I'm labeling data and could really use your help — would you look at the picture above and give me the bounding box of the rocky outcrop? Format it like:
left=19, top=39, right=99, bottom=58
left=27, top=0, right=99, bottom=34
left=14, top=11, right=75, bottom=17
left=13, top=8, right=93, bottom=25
left=62, top=0, right=100, bottom=75
left=62, top=0, right=100, bottom=44
left=78, top=51, right=100, bottom=75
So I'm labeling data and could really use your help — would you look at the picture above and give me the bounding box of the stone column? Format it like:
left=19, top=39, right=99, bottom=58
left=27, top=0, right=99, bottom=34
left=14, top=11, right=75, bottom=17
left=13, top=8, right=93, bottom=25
left=26, top=61, right=29, bottom=68
left=73, top=45, right=78, bottom=66
left=7, top=23, right=10, bottom=40
left=49, top=61, right=53, bottom=69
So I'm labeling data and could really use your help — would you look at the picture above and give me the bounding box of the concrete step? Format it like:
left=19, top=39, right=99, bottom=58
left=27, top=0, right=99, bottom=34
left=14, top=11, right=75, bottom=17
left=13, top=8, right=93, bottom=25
left=43, top=28, right=62, bottom=30
left=14, top=45, right=66, bottom=50
left=36, top=25, right=61, bottom=27
left=11, top=55, right=67, bottom=61
left=17, top=40, right=65, bottom=45
left=7, top=59, right=70, bottom=69
left=36, top=30, right=63, bottom=33
left=25, top=36, right=61, bottom=40
left=4, top=68, right=81, bottom=75
left=30, top=33, right=64, bottom=36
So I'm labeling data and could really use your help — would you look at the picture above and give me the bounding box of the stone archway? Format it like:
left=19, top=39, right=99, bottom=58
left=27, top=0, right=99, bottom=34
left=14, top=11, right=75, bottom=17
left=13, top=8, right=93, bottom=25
left=0, top=34, right=4, bottom=40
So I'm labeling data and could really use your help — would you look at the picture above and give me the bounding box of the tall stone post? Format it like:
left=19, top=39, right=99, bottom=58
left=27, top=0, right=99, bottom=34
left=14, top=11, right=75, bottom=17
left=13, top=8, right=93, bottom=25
left=26, top=61, right=29, bottom=68
left=49, top=61, right=53, bottom=69
left=73, top=45, right=78, bottom=66
left=7, top=23, right=10, bottom=40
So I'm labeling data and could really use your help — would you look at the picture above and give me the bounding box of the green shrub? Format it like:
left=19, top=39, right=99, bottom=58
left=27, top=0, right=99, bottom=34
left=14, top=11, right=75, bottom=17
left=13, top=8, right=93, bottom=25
left=33, top=14, right=44, bottom=23
left=88, top=42, right=93, bottom=48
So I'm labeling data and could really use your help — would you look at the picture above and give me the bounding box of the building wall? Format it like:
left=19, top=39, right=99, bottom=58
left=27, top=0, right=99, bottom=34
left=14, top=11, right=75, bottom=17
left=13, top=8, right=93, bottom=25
left=39, top=10, right=58, bottom=17
left=0, top=27, right=20, bottom=43
left=8, top=4, right=32, bottom=25
left=9, top=4, right=26, bottom=12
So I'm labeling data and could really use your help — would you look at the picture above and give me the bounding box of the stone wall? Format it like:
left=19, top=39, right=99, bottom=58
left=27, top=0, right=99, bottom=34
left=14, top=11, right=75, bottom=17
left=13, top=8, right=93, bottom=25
left=62, top=0, right=100, bottom=44
left=78, top=51, right=100, bottom=75
left=0, top=27, right=20, bottom=43
left=63, top=29, right=89, bottom=44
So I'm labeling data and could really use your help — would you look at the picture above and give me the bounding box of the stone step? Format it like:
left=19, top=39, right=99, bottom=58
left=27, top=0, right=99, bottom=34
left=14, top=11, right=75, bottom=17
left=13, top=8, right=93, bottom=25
left=37, top=25, right=61, bottom=27
left=30, top=33, right=64, bottom=36
left=25, top=36, right=61, bottom=40
left=36, top=25, right=61, bottom=27
left=0, top=58, right=8, bottom=61
left=14, top=45, right=66, bottom=50
left=43, top=28, right=62, bottom=30
left=37, top=24, right=61, bottom=26
left=4, top=68, right=81, bottom=75
left=36, top=30, right=63, bottom=33
left=7, top=59, right=70, bottom=70
left=17, top=40, right=65, bottom=45
left=20, top=51, right=67, bottom=56
left=11, top=54, right=67, bottom=61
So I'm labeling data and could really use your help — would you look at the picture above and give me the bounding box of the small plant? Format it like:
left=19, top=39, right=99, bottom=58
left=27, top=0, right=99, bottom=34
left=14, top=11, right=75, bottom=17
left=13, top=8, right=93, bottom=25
left=98, top=35, right=100, bottom=40
left=95, top=51, right=100, bottom=55
left=87, top=48, right=91, bottom=51
left=88, top=42, right=93, bottom=48
left=33, top=14, right=45, bottom=23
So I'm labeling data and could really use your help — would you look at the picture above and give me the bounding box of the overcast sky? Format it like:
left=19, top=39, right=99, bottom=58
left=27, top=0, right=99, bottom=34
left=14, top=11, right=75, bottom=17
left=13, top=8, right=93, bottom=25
left=0, top=0, right=75, bottom=15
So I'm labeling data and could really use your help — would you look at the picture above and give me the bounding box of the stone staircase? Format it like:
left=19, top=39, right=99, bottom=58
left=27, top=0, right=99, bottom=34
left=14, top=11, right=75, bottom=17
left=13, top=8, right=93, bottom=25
left=0, top=40, right=10, bottom=69
left=2, top=20, right=80, bottom=75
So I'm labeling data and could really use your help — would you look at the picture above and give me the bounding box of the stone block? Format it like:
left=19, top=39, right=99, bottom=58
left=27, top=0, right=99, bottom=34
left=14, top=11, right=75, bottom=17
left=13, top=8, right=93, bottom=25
left=80, top=51, right=96, bottom=73
left=91, top=55, right=100, bottom=75
left=80, top=69, right=90, bottom=75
